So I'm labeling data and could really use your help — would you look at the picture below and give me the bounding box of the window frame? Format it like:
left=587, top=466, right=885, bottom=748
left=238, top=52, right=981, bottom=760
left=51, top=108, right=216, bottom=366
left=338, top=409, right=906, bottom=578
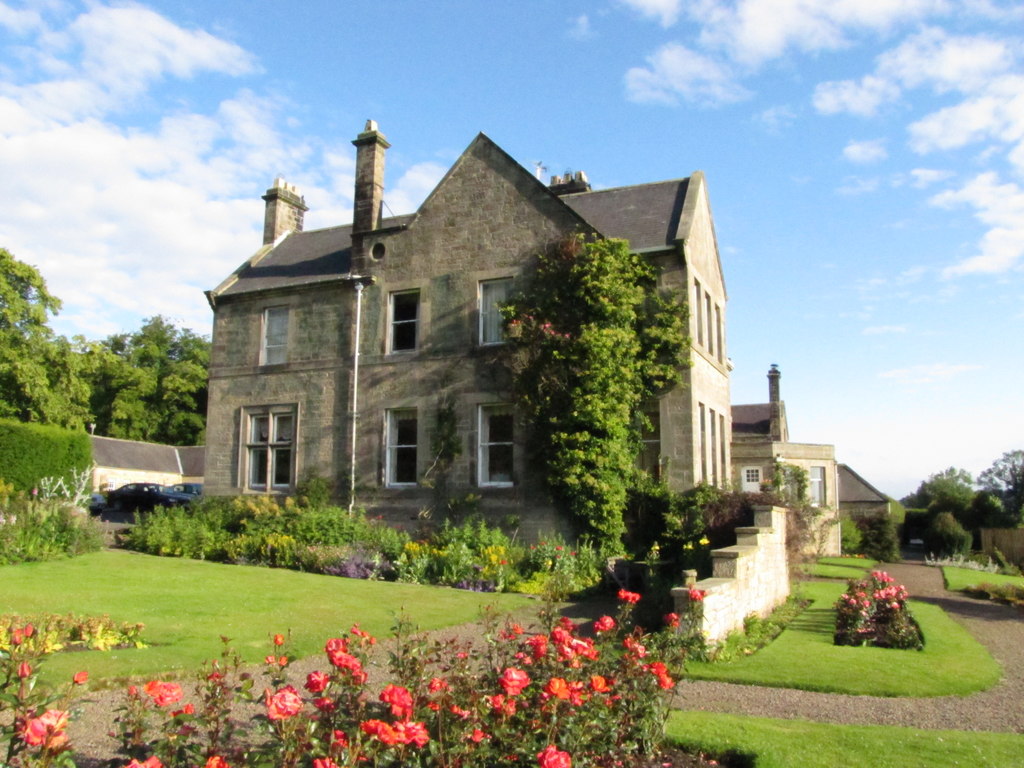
left=809, top=465, right=826, bottom=506
left=388, top=290, right=420, bottom=353
left=478, top=404, right=515, bottom=487
left=386, top=409, right=419, bottom=486
left=261, top=306, right=289, bottom=365
left=244, top=405, right=296, bottom=492
left=478, top=277, right=513, bottom=346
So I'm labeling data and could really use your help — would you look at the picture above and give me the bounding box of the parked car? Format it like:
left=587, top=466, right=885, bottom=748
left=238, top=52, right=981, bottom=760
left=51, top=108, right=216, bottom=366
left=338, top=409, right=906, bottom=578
left=88, top=492, right=107, bottom=515
left=105, top=483, right=194, bottom=513
left=171, top=483, right=203, bottom=497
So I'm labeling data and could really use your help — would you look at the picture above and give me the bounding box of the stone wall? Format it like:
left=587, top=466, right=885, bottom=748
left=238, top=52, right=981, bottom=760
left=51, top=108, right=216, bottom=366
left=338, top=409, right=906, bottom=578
left=671, top=505, right=790, bottom=643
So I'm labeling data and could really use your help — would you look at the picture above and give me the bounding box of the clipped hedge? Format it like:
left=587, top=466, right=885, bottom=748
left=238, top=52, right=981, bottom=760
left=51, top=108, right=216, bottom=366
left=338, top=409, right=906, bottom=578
left=0, top=418, right=91, bottom=491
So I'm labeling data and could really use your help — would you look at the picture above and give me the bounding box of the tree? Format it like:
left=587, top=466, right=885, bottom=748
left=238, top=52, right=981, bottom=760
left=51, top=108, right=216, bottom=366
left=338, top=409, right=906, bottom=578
left=85, top=316, right=210, bottom=445
left=901, top=466, right=974, bottom=511
left=978, top=450, right=1024, bottom=524
left=503, top=236, right=690, bottom=554
left=0, top=248, right=90, bottom=428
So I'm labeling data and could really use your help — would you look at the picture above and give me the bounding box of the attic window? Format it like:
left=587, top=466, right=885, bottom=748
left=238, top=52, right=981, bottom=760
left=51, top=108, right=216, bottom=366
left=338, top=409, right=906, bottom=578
left=371, top=242, right=386, bottom=260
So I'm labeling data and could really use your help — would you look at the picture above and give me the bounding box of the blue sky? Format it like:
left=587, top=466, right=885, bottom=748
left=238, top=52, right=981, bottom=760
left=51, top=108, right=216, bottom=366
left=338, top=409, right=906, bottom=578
left=1, top=0, right=1022, bottom=498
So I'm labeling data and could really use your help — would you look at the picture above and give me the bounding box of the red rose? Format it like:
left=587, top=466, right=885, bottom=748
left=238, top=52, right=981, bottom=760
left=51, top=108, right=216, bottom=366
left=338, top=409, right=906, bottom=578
left=589, top=675, right=612, bottom=693
left=143, top=681, right=183, bottom=707
left=314, top=697, right=337, bottom=712
left=204, top=757, right=230, bottom=768
left=538, top=744, right=572, bottom=768
left=393, top=719, right=430, bottom=747
left=73, top=671, right=89, bottom=685
left=617, top=589, right=641, bottom=604
left=265, top=686, right=304, bottom=720
left=664, top=612, right=681, bottom=628
left=428, top=676, right=449, bottom=692
left=20, top=709, right=68, bottom=749
left=593, top=615, right=615, bottom=633
left=360, top=719, right=399, bottom=745
left=380, top=683, right=414, bottom=719
left=305, top=670, right=330, bottom=693
left=273, top=633, right=285, bottom=646
left=688, top=587, right=706, bottom=602
left=17, top=662, right=31, bottom=679
left=499, top=667, right=531, bottom=696
left=544, top=677, right=571, bottom=700
left=313, top=759, right=339, bottom=768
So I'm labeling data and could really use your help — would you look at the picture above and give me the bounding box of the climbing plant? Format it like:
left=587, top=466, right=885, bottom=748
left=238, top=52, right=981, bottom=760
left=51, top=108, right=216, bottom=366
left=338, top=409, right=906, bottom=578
left=502, top=235, right=690, bottom=555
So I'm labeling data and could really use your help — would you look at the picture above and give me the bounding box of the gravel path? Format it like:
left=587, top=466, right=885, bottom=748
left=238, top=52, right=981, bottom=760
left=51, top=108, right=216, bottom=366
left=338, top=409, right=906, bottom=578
left=673, top=558, right=1024, bottom=732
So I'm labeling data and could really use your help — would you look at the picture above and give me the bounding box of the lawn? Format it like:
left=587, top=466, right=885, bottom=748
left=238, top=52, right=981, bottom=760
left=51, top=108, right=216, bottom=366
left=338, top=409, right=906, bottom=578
left=0, top=550, right=533, bottom=684
left=667, top=712, right=1024, bottom=768
left=798, top=556, right=877, bottom=580
left=686, top=579, right=1000, bottom=696
left=941, top=565, right=1024, bottom=592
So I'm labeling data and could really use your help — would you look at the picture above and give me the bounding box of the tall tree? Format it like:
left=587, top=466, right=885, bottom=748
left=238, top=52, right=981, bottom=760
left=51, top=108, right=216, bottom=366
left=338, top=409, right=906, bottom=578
left=978, top=450, right=1024, bottom=523
left=86, top=316, right=209, bottom=445
left=901, top=467, right=974, bottom=511
left=0, top=248, right=90, bottom=428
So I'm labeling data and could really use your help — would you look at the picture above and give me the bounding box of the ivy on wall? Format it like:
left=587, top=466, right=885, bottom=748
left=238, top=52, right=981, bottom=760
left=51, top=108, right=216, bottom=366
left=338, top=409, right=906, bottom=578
left=502, top=236, right=690, bottom=554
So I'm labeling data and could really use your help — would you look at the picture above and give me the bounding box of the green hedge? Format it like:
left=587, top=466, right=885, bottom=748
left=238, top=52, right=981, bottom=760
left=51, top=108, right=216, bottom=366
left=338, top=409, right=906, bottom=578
left=0, top=419, right=91, bottom=491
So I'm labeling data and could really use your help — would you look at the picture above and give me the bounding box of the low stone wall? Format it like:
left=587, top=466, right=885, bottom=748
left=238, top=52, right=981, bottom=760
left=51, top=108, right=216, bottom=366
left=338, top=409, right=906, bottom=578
left=671, top=505, right=790, bottom=643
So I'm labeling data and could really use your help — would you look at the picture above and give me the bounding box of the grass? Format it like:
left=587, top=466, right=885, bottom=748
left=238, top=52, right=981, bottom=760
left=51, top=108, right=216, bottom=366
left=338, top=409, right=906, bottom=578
left=687, top=580, right=1000, bottom=696
left=667, top=712, right=1024, bottom=768
left=798, top=556, right=878, bottom=580
left=942, top=566, right=1024, bottom=592
left=0, top=550, right=532, bottom=684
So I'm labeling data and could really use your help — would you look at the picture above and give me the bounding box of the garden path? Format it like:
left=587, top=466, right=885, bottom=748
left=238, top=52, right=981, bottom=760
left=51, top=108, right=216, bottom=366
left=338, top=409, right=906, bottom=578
left=672, top=557, right=1024, bottom=732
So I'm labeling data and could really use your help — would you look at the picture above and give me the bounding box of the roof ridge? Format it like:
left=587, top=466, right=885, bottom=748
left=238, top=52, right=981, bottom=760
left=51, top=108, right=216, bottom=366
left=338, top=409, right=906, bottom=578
left=560, top=177, right=688, bottom=198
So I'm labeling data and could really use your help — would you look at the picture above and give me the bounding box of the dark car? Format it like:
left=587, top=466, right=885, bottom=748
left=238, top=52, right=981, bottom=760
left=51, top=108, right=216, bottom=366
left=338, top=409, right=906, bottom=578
left=88, top=492, right=107, bottom=515
left=171, top=483, right=203, bottom=497
left=105, top=483, right=194, bottom=513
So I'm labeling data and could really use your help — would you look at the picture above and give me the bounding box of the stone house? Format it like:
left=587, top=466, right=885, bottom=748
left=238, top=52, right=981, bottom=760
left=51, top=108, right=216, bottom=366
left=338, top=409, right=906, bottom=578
left=837, top=463, right=893, bottom=518
left=91, top=435, right=204, bottom=492
left=204, top=122, right=731, bottom=536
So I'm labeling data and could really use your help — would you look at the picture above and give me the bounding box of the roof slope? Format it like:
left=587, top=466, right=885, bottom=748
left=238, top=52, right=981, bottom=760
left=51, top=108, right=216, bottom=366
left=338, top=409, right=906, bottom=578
left=731, top=403, right=771, bottom=436
left=91, top=435, right=205, bottom=476
left=838, top=463, right=889, bottom=504
left=210, top=134, right=695, bottom=300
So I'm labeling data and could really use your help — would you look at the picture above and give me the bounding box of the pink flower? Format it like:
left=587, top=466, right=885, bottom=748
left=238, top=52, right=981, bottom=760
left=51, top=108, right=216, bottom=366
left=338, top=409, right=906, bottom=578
left=20, top=709, right=69, bottom=749
left=265, top=686, right=304, bottom=720
left=664, top=613, right=680, bottom=628
left=538, top=744, right=572, bottom=768
left=143, top=681, right=183, bottom=707
left=593, top=615, right=616, bottom=633
left=688, top=587, right=706, bottom=602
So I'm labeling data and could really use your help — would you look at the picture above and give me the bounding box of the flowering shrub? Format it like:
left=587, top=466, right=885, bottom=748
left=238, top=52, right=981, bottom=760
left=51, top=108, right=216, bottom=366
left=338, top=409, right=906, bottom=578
left=0, top=618, right=88, bottom=768
left=0, top=494, right=102, bottom=566
left=834, top=571, right=923, bottom=650
left=0, top=614, right=145, bottom=653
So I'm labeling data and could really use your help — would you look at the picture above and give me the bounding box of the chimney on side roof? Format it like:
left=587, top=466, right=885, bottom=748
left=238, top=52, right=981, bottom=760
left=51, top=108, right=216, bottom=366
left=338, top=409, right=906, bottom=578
left=262, top=178, right=308, bottom=245
left=548, top=170, right=591, bottom=195
left=768, top=364, right=783, bottom=442
left=352, top=120, right=390, bottom=233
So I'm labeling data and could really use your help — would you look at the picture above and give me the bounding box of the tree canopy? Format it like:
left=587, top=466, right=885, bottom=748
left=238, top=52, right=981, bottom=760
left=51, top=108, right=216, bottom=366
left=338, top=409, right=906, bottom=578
left=978, top=450, right=1024, bottom=522
left=901, top=466, right=974, bottom=511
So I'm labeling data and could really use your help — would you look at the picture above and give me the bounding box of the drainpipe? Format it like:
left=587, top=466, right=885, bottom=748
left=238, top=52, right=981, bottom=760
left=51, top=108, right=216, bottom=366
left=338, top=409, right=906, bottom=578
left=348, top=280, right=365, bottom=514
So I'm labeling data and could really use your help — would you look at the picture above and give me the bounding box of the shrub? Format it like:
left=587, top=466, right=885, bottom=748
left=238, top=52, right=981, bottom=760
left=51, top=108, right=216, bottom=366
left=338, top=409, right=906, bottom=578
left=924, top=512, right=972, bottom=558
left=0, top=419, right=91, bottom=493
left=834, top=571, right=923, bottom=650
left=962, top=581, right=1024, bottom=606
left=0, top=496, right=102, bottom=565
left=840, top=515, right=862, bottom=554
left=855, top=512, right=900, bottom=562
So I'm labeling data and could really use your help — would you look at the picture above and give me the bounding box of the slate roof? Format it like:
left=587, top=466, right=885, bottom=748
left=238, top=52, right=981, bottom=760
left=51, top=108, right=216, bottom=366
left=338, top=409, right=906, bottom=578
left=213, top=168, right=690, bottom=299
left=560, top=179, right=689, bottom=251
left=91, top=435, right=205, bottom=476
left=731, top=403, right=771, bottom=436
left=838, top=463, right=888, bottom=504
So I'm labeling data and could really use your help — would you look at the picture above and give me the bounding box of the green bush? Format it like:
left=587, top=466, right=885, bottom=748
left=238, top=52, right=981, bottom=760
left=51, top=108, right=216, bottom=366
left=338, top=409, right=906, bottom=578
left=924, top=512, right=972, bottom=558
left=0, top=496, right=103, bottom=565
left=839, top=516, right=862, bottom=554
left=0, top=418, right=91, bottom=492
left=855, top=513, right=900, bottom=562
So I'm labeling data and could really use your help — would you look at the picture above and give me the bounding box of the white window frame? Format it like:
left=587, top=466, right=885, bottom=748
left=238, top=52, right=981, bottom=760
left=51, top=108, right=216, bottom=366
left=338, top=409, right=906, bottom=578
left=809, top=466, right=826, bottom=506
left=386, top=409, right=418, bottom=486
left=245, top=406, right=296, bottom=492
left=478, top=404, right=514, bottom=487
left=742, top=467, right=761, bottom=493
left=478, top=278, right=512, bottom=346
left=389, top=290, right=419, bottom=353
left=261, top=307, right=289, bottom=365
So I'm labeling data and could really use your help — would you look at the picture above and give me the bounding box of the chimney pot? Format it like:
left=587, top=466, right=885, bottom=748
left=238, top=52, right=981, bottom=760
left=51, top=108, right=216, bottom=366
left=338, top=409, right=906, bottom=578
left=261, top=178, right=308, bottom=245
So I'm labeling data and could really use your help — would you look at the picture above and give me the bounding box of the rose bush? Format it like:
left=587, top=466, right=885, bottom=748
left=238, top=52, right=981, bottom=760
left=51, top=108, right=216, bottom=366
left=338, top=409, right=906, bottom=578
left=833, top=571, right=923, bottom=650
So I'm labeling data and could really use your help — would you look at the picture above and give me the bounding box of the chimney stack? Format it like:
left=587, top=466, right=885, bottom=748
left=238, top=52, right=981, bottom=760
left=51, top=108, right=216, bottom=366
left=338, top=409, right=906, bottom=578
left=352, top=120, right=390, bottom=233
left=548, top=170, right=591, bottom=196
left=767, top=364, right=783, bottom=442
left=262, top=178, right=308, bottom=245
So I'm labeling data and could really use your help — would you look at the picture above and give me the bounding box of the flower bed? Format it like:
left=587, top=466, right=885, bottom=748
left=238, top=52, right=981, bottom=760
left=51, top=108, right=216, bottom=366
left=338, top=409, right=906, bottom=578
left=833, top=571, right=923, bottom=650
left=2, top=592, right=699, bottom=768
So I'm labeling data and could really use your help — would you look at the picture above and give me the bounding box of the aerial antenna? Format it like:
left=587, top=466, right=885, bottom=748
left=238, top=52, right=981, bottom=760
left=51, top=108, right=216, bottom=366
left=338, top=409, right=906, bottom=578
left=533, top=161, right=547, bottom=180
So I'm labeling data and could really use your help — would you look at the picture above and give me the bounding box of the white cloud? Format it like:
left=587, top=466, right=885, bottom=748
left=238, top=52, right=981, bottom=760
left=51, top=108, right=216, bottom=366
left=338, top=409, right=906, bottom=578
left=688, top=0, right=945, bottom=66
left=932, top=172, right=1024, bottom=276
left=625, top=42, right=748, bottom=106
left=0, top=2, right=45, bottom=34
left=878, top=363, right=981, bottom=383
left=843, top=138, right=887, bottom=163
left=756, top=105, right=797, bottom=132
left=384, top=162, right=448, bottom=217
left=813, top=75, right=901, bottom=117
left=568, top=14, right=593, bottom=39
left=909, top=168, right=954, bottom=187
left=877, top=26, right=1014, bottom=94
left=837, top=175, right=880, bottom=195
left=863, top=325, right=907, bottom=335
left=619, top=0, right=681, bottom=27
